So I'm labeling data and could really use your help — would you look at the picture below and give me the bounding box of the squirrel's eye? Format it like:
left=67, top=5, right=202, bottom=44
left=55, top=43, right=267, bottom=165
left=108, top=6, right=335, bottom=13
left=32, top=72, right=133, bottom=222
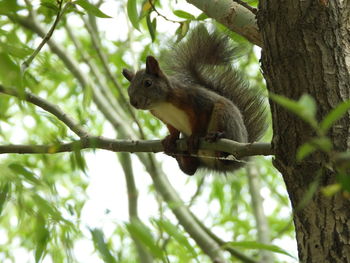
left=144, top=80, right=152, bottom=87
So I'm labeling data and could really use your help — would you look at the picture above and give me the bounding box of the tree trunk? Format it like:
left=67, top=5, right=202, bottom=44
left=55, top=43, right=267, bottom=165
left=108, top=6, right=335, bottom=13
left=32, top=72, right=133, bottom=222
left=257, top=1, right=350, bottom=262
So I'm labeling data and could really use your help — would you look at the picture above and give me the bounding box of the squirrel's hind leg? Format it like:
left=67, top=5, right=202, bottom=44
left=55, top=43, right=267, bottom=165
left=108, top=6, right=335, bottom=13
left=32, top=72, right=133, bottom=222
left=176, top=155, right=199, bottom=175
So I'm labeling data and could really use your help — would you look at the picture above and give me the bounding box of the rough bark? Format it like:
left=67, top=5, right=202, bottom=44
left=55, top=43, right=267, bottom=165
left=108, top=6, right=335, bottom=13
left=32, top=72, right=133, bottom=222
left=258, top=0, right=350, bottom=262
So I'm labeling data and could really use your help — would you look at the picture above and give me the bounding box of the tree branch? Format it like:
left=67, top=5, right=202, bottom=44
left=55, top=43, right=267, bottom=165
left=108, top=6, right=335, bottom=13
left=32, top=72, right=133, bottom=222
left=9, top=14, right=136, bottom=138
left=232, top=0, right=257, bottom=15
left=0, top=84, right=89, bottom=138
left=247, top=164, right=274, bottom=262
left=7, top=13, right=261, bottom=262
left=186, top=0, right=262, bottom=46
left=22, top=0, right=66, bottom=71
left=0, top=137, right=272, bottom=158
left=82, top=16, right=146, bottom=139
left=118, top=153, right=154, bottom=263
left=148, top=0, right=181, bottom=24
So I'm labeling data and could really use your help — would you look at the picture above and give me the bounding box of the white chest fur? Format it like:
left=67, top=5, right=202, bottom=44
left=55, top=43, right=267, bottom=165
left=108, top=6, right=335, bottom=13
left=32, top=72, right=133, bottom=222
left=151, top=102, right=192, bottom=136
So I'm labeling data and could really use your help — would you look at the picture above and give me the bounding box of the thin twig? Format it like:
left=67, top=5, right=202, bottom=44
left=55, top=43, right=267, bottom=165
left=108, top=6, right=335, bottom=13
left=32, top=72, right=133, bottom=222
left=148, top=0, right=181, bottom=24
left=63, top=22, right=122, bottom=117
left=191, top=212, right=259, bottom=263
left=247, top=164, right=274, bottom=262
left=11, top=14, right=136, bottom=137
left=188, top=176, right=206, bottom=208
left=22, top=0, right=67, bottom=72
left=82, top=16, right=146, bottom=139
left=9, top=14, right=230, bottom=263
left=0, top=85, right=89, bottom=138
left=232, top=0, right=258, bottom=15
left=0, top=137, right=273, bottom=158
left=0, top=83, right=273, bottom=157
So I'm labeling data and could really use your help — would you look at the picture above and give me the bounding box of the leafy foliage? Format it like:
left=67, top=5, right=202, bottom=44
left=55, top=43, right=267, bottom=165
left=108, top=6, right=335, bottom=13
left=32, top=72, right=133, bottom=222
left=0, top=0, right=297, bottom=262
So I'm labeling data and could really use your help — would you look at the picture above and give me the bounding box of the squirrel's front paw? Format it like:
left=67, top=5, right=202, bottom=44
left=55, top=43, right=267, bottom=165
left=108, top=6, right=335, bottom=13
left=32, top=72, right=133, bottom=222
left=162, top=135, right=178, bottom=155
left=205, top=131, right=225, bottom=142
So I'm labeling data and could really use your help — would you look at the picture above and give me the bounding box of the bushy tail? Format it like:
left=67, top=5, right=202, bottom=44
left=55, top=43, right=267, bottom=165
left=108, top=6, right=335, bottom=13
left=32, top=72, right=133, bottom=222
left=165, top=25, right=268, bottom=142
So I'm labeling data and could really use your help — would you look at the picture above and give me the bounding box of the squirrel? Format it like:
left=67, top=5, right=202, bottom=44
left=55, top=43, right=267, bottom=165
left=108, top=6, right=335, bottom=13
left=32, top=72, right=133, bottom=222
left=122, top=25, right=268, bottom=176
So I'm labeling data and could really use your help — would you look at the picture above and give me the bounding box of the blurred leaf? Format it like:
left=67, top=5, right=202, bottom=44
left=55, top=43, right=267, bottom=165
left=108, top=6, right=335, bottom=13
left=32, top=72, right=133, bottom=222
left=196, top=13, right=208, bottom=20
left=227, top=241, right=295, bottom=258
left=139, top=0, right=152, bottom=19
left=297, top=142, right=316, bottom=161
left=299, top=94, right=317, bottom=118
left=32, top=194, right=62, bottom=220
left=90, top=228, right=117, bottom=263
left=40, top=0, right=59, bottom=12
left=320, top=100, right=350, bottom=133
left=74, top=0, right=111, bottom=18
left=0, top=183, right=10, bottom=216
left=0, top=52, right=22, bottom=88
left=8, top=163, right=41, bottom=185
left=142, top=0, right=152, bottom=13
left=173, top=10, right=195, bottom=20
left=127, top=0, right=140, bottom=30
left=322, top=184, right=341, bottom=196
left=72, top=144, right=86, bottom=172
left=175, top=21, right=190, bottom=42
left=126, top=221, right=164, bottom=259
left=35, top=216, right=50, bottom=263
left=83, top=83, right=93, bottom=107
left=297, top=178, right=319, bottom=210
left=337, top=173, right=350, bottom=193
left=0, top=0, right=20, bottom=14
left=0, top=42, right=34, bottom=59
left=270, top=93, right=318, bottom=129
left=146, top=14, right=156, bottom=42
left=296, top=137, right=332, bottom=161
left=155, top=219, right=197, bottom=258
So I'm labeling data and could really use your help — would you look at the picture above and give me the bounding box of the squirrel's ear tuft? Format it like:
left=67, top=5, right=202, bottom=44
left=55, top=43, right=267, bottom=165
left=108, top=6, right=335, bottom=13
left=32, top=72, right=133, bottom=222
left=146, top=56, right=162, bottom=76
left=122, top=68, right=134, bottom=82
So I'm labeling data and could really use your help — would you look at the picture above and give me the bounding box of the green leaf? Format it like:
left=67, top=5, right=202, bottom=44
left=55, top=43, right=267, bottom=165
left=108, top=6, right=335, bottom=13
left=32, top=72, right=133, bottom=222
left=0, top=52, right=22, bottom=88
left=74, top=0, right=111, bottom=18
left=40, top=0, right=59, bottom=12
left=8, top=163, right=41, bottom=185
left=175, top=21, right=190, bottom=42
left=322, top=184, right=341, bottom=196
left=320, top=100, right=350, bottom=133
left=337, top=173, right=350, bottom=193
left=32, top=194, right=62, bottom=219
left=299, top=94, right=317, bottom=118
left=173, top=10, right=195, bottom=20
left=35, top=216, right=50, bottom=263
left=155, top=219, right=198, bottom=258
left=297, top=143, right=316, bottom=161
left=296, top=137, right=333, bottom=161
left=297, top=178, right=319, bottom=210
left=227, top=241, right=295, bottom=258
left=0, top=0, right=20, bottom=15
left=196, top=13, right=209, bottom=21
left=83, top=82, right=92, bottom=107
left=127, top=0, right=140, bottom=30
left=270, top=93, right=318, bottom=129
left=0, top=183, right=10, bottom=216
left=146, top=14, right=156, bottom=42
left=72, top=143, right=86, bottom=172
left=139, top=0, right=152, bottom=19
left=126, top=221, right=164, bottom=258
left=90, top=228, right=117, bottom=263
left=0, top=42, right=34, bottom=59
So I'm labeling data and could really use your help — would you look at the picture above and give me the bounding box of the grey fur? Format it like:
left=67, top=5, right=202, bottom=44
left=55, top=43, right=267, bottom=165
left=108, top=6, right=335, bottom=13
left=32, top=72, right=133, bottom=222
left=164, top=25, right=268, bottom=143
